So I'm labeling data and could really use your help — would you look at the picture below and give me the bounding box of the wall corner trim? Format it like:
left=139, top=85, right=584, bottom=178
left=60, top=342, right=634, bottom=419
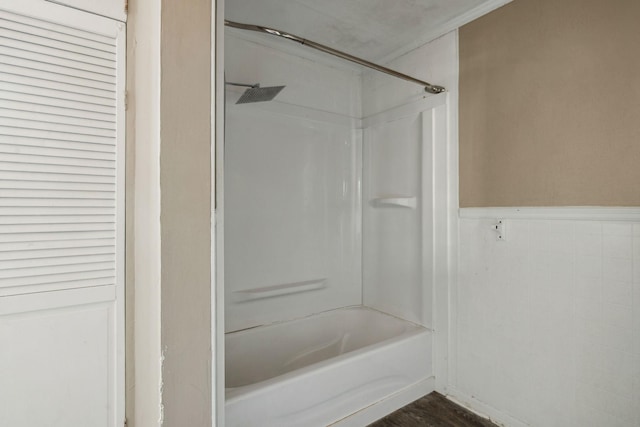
left=459, top=207, right=640, bottom=222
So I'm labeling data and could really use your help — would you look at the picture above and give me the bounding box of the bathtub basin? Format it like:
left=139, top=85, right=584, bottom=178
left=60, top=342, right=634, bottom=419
left=225, top=306, right=433, bottom=426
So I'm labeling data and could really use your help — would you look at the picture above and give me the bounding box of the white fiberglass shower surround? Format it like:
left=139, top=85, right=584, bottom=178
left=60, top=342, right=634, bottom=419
left=218, top=7, right=457, bottom=426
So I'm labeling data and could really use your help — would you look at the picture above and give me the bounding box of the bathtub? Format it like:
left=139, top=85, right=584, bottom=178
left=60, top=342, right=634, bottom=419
left=225, top=306, right=434, bottom=426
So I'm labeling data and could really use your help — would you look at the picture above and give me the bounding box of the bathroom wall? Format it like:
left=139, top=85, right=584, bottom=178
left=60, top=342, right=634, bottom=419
left=224, top=33, right=362, bottom=332
left=159, top=0, right=212, bottom=425
left=453, top=1, right=640, bottom=425
left=455, top=214, right=640, bottom=427
left=459, top=0, right=640, bottom=207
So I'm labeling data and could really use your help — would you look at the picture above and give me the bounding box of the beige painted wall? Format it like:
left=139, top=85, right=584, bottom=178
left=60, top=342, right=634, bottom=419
left=127, top=0, right=212, bottom=425
left=459, top=0, right=640, bottom=207
left=160, top=0, right=212, bottom=426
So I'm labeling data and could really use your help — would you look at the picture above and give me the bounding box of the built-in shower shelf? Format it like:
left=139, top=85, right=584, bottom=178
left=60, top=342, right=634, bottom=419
left=234, top=279, right=327, bottom=301
left=370, top=196, right=417, bottom=209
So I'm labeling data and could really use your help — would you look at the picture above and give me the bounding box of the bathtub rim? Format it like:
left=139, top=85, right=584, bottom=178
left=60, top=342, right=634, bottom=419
left=225, top=306, right=431, bottom=401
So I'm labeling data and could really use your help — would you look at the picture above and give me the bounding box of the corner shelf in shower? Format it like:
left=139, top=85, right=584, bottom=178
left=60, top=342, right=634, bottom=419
left=234, top=278, right=327, bottom=301
left=369, top=196, right=417, bottom=209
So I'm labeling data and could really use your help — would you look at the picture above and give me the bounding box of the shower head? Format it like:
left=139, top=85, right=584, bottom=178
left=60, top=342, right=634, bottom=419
left=226, top=82, right=285, bottom=104
left=237, top=84, right=285, bottom=104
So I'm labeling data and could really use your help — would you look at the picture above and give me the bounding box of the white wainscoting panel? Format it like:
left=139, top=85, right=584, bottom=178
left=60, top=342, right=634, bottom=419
left=454, top=210, right=640, bottom=427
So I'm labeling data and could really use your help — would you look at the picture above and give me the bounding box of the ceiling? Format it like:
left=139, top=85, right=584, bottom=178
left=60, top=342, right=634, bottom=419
left=225, top=0, right=506, bottom=62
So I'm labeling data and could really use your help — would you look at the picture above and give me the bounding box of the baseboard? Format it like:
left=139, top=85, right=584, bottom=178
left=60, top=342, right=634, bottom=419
left=445, top=388, right=529, bottom=427
left=330, top=377, right=435, bottom=427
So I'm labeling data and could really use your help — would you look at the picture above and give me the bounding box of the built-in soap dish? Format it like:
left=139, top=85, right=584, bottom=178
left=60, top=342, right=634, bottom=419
left=370, top=196, right=417, bottom=209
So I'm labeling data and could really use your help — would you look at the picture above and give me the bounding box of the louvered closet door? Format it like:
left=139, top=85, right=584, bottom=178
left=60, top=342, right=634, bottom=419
left=0, top=2, right=125, bottom=426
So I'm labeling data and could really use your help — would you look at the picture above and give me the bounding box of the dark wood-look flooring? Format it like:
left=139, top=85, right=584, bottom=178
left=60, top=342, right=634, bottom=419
left=368, top=392, right=498, bottom=427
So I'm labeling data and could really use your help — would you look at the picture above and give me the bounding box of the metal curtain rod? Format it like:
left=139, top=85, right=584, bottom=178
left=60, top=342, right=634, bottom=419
left=225, top=20, right=446, bottom=94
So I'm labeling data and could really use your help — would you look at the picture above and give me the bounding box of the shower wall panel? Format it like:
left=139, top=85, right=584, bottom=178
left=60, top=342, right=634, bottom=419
left=360, top=31, right=456, bottom=328
left=363, top=114, right=424, bottom=324
left=361, top=99, right=447, bottom=328
left=225, top=34, right=362, bottom=332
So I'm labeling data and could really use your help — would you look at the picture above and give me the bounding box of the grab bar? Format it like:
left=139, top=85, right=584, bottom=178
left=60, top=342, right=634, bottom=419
left=234, top=279, right=327, bottom=301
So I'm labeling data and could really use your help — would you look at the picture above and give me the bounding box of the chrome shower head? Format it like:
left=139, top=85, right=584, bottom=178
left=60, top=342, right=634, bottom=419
left=226, top=82, right=285, bottom=104
left=236, top=84, right=285, bottom=104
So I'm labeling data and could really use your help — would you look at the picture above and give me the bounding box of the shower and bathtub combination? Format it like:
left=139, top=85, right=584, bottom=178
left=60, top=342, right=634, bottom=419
left=221, top=11, right=453, bottom=427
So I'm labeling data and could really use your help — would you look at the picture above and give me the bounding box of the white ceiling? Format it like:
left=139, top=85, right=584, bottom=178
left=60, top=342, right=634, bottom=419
left=226, top=0, right=505, bottom=62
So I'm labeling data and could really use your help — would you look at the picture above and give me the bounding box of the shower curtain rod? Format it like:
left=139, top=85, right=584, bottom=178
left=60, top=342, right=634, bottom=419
left=225, top=20, right=446, bottom=95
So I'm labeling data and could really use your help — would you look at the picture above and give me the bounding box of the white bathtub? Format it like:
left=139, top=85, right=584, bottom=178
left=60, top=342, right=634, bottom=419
left=225, top=306, right=433, bottom=426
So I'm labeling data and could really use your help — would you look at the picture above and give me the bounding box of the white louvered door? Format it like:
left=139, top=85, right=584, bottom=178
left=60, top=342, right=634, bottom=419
left=0, top=2, right=125, bottom=426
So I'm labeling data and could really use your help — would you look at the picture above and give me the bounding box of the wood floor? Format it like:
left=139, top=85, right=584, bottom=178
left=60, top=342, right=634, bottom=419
left=368, top=392, right=498, bottom=427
